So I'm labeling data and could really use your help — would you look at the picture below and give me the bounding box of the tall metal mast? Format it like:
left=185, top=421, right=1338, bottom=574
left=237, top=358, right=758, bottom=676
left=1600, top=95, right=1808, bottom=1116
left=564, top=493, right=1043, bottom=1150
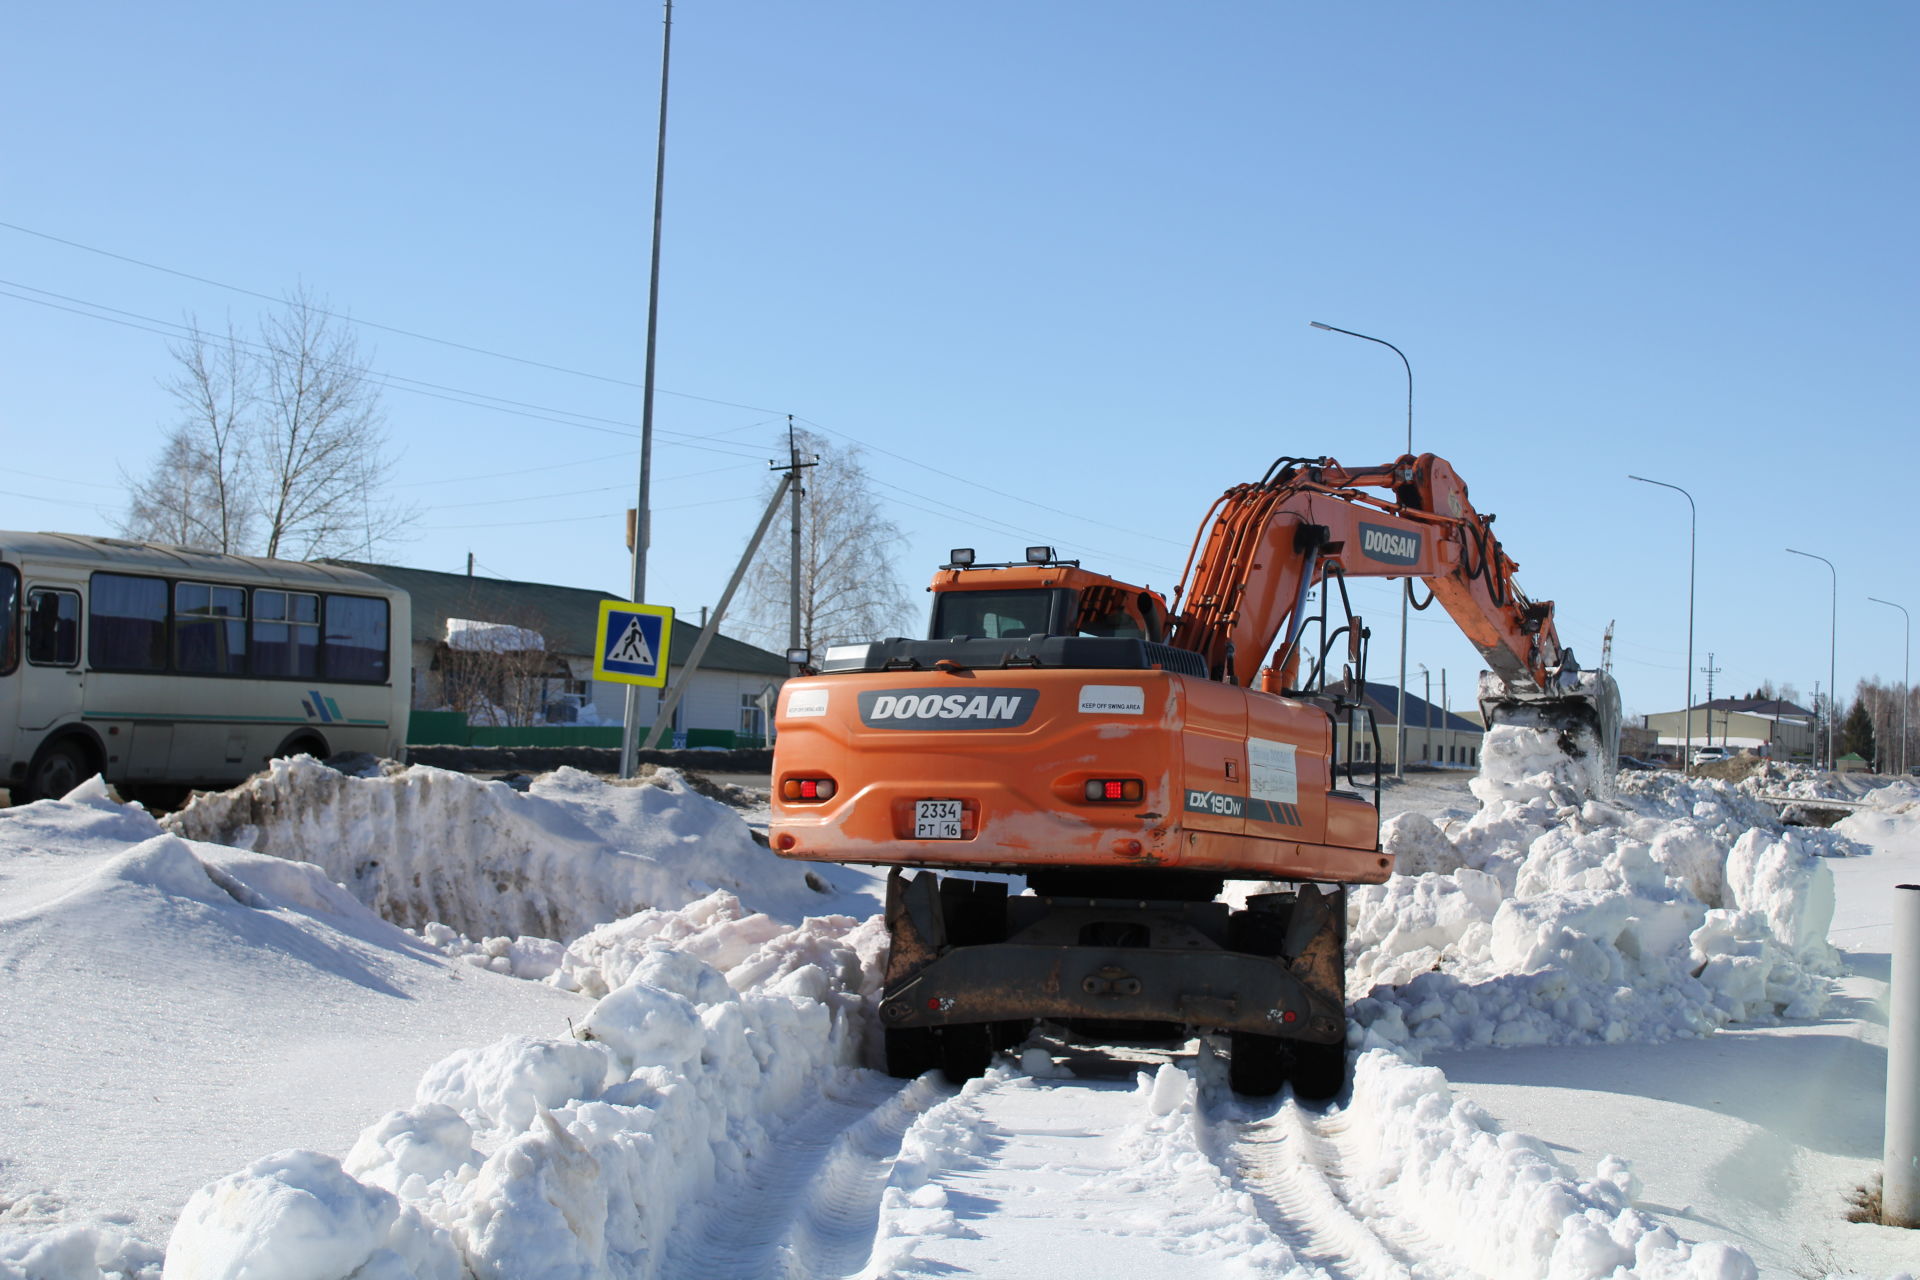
left=621, top=0, right=674, bottom=778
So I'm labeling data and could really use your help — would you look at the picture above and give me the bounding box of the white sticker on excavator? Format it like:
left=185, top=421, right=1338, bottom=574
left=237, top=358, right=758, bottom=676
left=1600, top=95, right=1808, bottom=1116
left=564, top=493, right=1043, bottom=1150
left=1248, top=737, right=1299, bottom=804
left=786, top=689, right=830, bottom=718
left=1079, top=685, right=1145, bottom=715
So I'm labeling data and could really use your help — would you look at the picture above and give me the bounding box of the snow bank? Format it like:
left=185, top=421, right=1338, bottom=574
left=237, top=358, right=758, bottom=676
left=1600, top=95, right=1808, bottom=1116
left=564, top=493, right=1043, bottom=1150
left=165, top=896, right=888, bottom=1278
left=1835, top=780, right=1920, bottom=849
left=0, top=1219, right=163, bottom=1280
left=1350, top=724, right=1846, bottom=1055
left=1341, top=1049, right=1756, bottom=1279
left=165, top=760, right=864, bottom=943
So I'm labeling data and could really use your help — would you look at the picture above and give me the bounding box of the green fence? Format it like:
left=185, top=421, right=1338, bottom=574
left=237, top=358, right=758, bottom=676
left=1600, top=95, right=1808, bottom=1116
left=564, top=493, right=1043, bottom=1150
left=405, top=711, right=763, bottom=751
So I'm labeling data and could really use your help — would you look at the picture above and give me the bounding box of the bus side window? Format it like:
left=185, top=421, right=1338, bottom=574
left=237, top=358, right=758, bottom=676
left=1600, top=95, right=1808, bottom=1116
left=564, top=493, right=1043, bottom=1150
left=26, top=589, right=80, bottom=667
left=0, top=565, right=18, bottom=673
left=324, top=594, right=389, bottom=682
left=90, top=573, right=168, bottom=671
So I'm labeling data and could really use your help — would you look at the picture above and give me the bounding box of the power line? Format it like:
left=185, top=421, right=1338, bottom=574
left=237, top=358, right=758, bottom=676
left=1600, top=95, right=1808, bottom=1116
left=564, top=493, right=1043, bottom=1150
left=0, top=281, right=771, bottom=459
left=7, top=229, right=1252, bottom=573
left=795, top=415, right=1190, bottom=550
left=0, top=218, right=790, bottom=415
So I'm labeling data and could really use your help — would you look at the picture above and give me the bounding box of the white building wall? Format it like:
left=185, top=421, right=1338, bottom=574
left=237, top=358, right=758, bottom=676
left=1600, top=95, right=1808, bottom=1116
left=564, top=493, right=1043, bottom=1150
left=587, top=668, right=782, bottom=735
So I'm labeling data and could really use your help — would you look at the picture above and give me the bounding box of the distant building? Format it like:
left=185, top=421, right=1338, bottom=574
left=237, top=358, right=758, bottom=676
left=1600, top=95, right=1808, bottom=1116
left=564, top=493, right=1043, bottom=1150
left=1332, top=681, right=1485, bottom=770
left=326, top=561, right=788, bottom=743
left=1640, top=698, right=1816, bottom=761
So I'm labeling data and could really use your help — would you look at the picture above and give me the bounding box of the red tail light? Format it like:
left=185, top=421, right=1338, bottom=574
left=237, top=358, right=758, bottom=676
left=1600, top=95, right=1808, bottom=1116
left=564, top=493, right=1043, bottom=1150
left=1083, top=779, right=1143, bottom=803
left=782, top=777, right=837, bottom=802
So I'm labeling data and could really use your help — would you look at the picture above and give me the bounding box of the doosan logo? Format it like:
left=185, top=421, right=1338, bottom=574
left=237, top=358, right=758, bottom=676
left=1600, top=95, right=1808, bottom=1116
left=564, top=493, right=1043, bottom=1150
left=1359, top=522, right=1421, bottom=566
left=859, top=688, right=1039, bottom=730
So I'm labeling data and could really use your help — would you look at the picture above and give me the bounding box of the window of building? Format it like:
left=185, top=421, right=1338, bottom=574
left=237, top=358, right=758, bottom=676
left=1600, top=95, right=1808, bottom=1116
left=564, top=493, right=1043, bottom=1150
left=174, top=581, right=248, bottom=674
left=253, top=590, right=321, bottom=677
left=26, top=588, right=80, bottom=667
left=90, top=573, right=169, bottom=671
left=323, top=595, right=389, bottom=682
left=740, top=693, right=766, bottom=741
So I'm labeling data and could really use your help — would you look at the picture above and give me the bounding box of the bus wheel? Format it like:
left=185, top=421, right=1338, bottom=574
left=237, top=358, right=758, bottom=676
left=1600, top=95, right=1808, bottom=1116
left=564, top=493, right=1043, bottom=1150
left=272, top=733, right=328, bottom=762
left=23, top=737, right=93, bottom=803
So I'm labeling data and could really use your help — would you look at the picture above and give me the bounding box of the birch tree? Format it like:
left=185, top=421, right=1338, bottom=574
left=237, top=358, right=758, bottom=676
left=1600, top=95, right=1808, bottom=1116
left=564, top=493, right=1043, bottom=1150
left=739, top=428, right=914, bottom=653
left=122, top=291, right=414, bottom=559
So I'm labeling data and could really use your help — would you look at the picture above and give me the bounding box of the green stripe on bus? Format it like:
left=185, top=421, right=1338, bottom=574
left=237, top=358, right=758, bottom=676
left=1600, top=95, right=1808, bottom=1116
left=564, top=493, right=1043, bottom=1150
left=82, top=712, right=389, bottom=727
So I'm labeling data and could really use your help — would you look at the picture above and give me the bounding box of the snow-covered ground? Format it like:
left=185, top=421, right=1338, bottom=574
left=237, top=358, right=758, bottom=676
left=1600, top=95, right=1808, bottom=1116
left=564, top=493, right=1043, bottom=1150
left=3, top=749, right=1917, bottom=1278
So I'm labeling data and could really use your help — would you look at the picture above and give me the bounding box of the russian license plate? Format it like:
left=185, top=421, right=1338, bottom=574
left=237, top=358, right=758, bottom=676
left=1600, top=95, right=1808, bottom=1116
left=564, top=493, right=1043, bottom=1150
left=914, top=798, right=964, bottom=839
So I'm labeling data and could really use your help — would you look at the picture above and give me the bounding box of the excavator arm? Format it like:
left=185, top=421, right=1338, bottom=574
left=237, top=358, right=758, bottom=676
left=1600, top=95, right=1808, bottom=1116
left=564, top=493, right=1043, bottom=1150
left=1169, top=453, right=1578, bottom=696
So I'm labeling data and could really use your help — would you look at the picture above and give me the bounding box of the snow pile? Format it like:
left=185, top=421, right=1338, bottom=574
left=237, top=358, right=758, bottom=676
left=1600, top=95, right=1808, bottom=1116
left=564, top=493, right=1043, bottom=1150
left=1835, top=779, right=1920, bottom=849
left=1349, top=724, right=1844, bottom=1054
left=0, top=781, right=593, bottom=1277
left=0, top=1218, right=163, bottom=1280
left=444, top=618, right=544, bottom=652
left=165, top=760, right=868, bottom=943
left=1340, top=1049, right=1756, bottom=1279
left=165, top=898, right=887, bottom=1278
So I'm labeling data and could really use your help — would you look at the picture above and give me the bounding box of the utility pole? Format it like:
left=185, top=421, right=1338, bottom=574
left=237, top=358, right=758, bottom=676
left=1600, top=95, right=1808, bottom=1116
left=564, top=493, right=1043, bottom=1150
left=1699, top=653, right=1723, bottom=746
left=620, top=0, right=675, bottom=780
left=786, top=417, right=807, bottom=669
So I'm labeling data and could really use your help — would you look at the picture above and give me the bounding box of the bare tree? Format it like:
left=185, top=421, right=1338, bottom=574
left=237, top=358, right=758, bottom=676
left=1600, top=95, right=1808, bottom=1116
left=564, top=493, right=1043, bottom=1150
left=437, top=612, right=561, bottom=727
left=740, top=427, right=914, bottom=653
left=121, top=291, right=415, bottom=559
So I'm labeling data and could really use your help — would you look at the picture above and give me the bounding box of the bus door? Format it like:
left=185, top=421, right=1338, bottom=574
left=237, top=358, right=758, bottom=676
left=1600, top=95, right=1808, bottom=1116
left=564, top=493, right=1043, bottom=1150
left=19, top=581, right=84, bottom=731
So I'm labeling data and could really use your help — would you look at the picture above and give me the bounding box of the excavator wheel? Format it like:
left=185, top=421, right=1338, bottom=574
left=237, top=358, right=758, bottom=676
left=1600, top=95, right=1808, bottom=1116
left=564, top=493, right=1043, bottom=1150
left=884, top=1027, right=940, bottom=1079
left=884, top=1024, right=996, bottom=1083
left=882, top=876, right=1017, bottom=1083
left=1227, top=908, right=1290, bottom=1097
left=935, top=1024, right=996, bottom=1083
left=1226, top=893, right=1349, bottom=1101
left=941, top=877, right=1032, bottom=1058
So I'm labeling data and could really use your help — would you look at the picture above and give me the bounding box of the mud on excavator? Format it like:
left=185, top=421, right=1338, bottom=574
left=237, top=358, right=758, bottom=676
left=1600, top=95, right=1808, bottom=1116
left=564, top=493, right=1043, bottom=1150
left=769, top=453, right=1619, bottom=1098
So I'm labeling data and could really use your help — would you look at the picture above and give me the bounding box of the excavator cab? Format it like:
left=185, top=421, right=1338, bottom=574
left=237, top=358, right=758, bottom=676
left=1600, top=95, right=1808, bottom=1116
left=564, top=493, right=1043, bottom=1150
left=926, top=549, right=1168, bottom=644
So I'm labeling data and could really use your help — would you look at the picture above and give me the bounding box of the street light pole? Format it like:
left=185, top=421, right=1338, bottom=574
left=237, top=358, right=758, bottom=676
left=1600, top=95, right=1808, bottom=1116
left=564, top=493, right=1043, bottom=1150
left=1869, top=596, right=1910, bottom=775
left=1787, top=548, right=1838, bottom=770
left=1312, top=320, right=1413, bottom=779
left=1628, top=475, right=1696, bottom=773
left=1418, top=663, right=1431, bottom=765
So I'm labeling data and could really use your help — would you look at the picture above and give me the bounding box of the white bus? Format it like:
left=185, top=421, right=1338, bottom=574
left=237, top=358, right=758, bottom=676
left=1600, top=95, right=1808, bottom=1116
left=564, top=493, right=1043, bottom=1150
left=1, top=532, right=411, bottom=802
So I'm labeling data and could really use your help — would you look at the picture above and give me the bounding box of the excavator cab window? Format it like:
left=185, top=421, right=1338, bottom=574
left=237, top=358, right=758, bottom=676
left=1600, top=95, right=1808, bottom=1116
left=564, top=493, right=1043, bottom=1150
left=1072, top=584, right=1164, bottom=642
left=929, top=589, right=1068, bottom=640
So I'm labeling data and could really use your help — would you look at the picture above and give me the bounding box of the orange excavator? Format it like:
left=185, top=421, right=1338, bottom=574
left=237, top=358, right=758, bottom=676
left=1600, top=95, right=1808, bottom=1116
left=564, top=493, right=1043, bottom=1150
left=769, top=453, right=1619, bottom=1097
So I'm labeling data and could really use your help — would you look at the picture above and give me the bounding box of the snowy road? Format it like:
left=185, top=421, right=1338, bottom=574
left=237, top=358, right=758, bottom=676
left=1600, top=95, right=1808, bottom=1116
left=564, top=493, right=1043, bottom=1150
left=656, top=1035, right=1518, bottom=1280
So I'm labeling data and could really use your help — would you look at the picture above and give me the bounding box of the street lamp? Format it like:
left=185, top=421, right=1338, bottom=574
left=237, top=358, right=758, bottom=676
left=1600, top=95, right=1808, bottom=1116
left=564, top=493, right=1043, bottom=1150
left=1628, top=475, right=1696, bottom=773
left=1869, top=596, right=1910, bottom=775
left=1311, top=320, right=1413, bottom=778
left=1786, top=548, right=1838, bottom=769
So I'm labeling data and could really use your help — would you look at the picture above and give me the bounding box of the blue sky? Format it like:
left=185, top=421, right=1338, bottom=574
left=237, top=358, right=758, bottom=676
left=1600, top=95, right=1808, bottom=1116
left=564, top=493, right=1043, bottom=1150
left=4, top=2, right=1914, bottom=721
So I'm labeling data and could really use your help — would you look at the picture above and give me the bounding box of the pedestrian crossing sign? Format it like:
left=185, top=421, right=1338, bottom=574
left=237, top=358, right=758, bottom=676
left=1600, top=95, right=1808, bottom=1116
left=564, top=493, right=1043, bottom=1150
left=594, top=601, right=674, bottom=687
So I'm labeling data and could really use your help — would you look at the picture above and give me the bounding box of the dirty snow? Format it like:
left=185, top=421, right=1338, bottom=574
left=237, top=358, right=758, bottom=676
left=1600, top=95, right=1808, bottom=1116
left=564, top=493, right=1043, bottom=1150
left=4, top=739, right=1919, bottom=1278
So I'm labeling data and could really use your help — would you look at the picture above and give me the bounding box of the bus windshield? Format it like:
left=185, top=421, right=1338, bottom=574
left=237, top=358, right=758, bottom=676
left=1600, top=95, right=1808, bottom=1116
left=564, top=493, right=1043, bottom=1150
left=0, top=564, right=17, bottom=673
left=930, top=588, right=1065, bottom=640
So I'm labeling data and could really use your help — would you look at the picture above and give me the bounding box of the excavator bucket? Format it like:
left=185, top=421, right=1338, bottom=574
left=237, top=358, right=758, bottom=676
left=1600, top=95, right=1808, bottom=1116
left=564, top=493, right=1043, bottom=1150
left=1477, top=668, right=1623, bottom=789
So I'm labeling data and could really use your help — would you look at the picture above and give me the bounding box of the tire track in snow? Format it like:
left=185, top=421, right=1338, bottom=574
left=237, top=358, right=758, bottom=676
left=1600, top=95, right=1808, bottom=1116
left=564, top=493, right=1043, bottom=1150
left=659, top=1070, right=948, bottom=1280
left=1221, top=1097, right=1484, bottom=1280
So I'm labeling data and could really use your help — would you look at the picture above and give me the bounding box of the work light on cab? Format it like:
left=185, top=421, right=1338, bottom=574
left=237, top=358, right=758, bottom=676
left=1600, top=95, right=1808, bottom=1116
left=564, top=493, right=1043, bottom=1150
left=1083, top=778, right=1143, bottom=803
left=782, top=777, right=837, bottom=802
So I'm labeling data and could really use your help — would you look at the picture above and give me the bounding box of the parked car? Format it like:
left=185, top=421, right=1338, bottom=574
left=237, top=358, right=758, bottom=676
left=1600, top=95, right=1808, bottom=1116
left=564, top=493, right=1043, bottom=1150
left=1617, top=755, right=1661, bottom=772
left=1691, top=745, right=1733, bottom=764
